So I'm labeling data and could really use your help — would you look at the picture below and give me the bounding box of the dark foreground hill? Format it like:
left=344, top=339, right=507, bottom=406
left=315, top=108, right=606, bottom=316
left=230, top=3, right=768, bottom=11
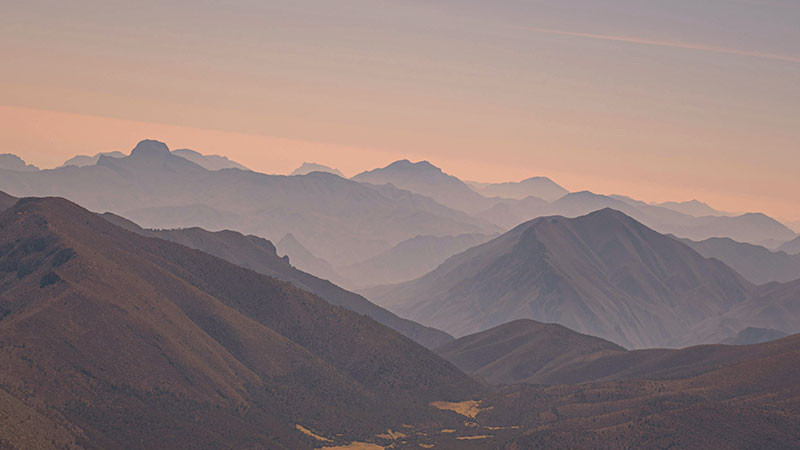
left=483, top=333, right=800, bottom=448
left=436, top=319, right=797, bottom=386
left=436, top=319, right=625, bottom=385
left=101, top=212, right=453, bottom=349
left=0, top=196, right=482, bottom=448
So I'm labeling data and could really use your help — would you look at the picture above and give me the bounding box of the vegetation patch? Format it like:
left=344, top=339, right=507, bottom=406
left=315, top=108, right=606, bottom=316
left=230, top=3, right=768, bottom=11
left=51, top=248, right=76, bottom=267
left=40, top=272, right=62, bottom=288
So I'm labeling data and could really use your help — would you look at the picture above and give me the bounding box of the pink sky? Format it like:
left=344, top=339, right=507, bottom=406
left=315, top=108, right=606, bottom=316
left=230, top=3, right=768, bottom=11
left=2, top=1, right=799, bottom=222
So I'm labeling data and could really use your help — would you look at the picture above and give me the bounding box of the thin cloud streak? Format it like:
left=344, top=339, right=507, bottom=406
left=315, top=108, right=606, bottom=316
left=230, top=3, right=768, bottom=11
left=522, top=26, right=800, bottom=64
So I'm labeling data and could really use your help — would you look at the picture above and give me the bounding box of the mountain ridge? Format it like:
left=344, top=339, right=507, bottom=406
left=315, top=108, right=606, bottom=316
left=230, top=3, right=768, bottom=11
left=290, top=162, right=344, bottom=177
left=367, top=208, right=796, bottom=348
left=467, top=176, right=568, bottom=202
left=352, top=159, right=495, bottom=214
left=0, top=195, right=481, bottom=447
left=0, top=140, right=495, bottom=266
left=780, top=236, right=800, bottom=255
left=678, top=235, right=800, bottom=284
left=0, top=154, right=39, bottom=172
left=101, top=213, right=454, bottom=349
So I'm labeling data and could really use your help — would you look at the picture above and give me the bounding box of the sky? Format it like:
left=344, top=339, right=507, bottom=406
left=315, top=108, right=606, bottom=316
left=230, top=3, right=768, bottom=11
left=1, top=0, right=799, bottom=222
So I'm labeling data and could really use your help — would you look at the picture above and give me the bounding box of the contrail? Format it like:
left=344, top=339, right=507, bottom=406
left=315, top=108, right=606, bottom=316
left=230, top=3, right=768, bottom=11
left=521, top=26, right=800, bottom=65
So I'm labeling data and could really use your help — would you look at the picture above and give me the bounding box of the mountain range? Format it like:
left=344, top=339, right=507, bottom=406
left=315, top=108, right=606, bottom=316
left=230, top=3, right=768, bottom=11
left=483, top=331, right=800, bottom=448
left=467, top=176, right=568, bottom=202
left=275, top=233, right=342, bottom=284
left=367, top=208, right=800, bottom=348
left=1, top=190, right=798, bottom=447
left=678, top=236, right=800, bottom=284
left=495, top=191, right=798, bottom=246
left=0, top=195, right=480, bottom=448
left=171, top=148, right=250, bottom=171
left=780, top=236, right=800, bottom=255
left=61, top=148, right=249, bottom=171
left=100, top=212, right=452, bottom=349
left=340, top=233, right=496, bottom=288
left=654, top=199, right=733, bottom=217
left=290, top=162, right=344, bottom=177
left=353, top=159, right=497, bottom=214
left=0, top=141, right=495, bottom=266
left=435, top=319, right=625, bottom=385
left=435, top=319, right=792, bottom=386
left=61, top=151, right=127, bottom=167
left=5, top=146, right=796, bottom=288
left=350, top=159, right=796, bottom=246
left=0, top=154, right=39, bottom=172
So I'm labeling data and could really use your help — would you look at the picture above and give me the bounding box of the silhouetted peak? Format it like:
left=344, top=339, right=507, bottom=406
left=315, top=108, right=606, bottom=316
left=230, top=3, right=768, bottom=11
left=562, top=190, right=606, bottom=200
left=520, top=176, right=553, bottom=183
left=0, top=153, right=39, bottom=172
left=130, top=140, right=170, bottom=158
left=589, top=207, right=628, bottom=218
left=516, top=208, right=634, bottom=235
left=172, top=148, right=201, bottom=157
left=739, top=212, right=770, bottom=220
left=385, top=159, right=441, bottom=172
left=290, top=162, right=344, bottom=177
left=387, top=159, right=412, bottom=167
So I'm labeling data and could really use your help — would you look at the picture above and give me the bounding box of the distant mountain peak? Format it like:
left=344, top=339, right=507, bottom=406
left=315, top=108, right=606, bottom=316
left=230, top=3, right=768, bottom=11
left=385, top=159, right=441, bottom=172
left=654, top=199, right=729, bottom=217
left=0, top=154, right=39, bottom=172
left=468, top=176, right=568, bottom=202
left=280, top=232, right=298, bottom=242
left=172, top=148, right=201, bottom=157
left=370, top=207, right=757, bottom=348
left=352, top=159, right=492, bottom=214
left=565, top=190, right=608, bottom=200
left=62, top=151, right=125, bottom=168
left=171, top=149, right=249, bottom=171
left=590, top=207, right=628, bottom=218
left=779, top=236, right=800, bottom=255
left=520, top=176, right=551, bottom=182
left=130, top=139, right=170, bottom=158
left=290, top=162, right=344, bottom=177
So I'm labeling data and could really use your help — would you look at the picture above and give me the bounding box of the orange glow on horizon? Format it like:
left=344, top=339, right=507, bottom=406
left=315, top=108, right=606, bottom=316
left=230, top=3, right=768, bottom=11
left=1, top=105, right=798, bottom=223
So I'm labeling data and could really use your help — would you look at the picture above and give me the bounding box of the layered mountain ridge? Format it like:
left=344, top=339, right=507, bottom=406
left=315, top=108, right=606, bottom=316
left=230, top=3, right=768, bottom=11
left=0, top=195, right=480, bottom=448
left=0, top=141, right=495, bottom=267
left=436, top=319, right=796, bottom=386
left=101, top=212, right=453, bottom=349
left=368, top=208, right=799, bottom=348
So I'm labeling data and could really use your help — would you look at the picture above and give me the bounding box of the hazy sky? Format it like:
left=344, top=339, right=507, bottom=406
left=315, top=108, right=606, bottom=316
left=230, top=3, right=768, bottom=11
left=2, top=1, right=799, bottom=221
